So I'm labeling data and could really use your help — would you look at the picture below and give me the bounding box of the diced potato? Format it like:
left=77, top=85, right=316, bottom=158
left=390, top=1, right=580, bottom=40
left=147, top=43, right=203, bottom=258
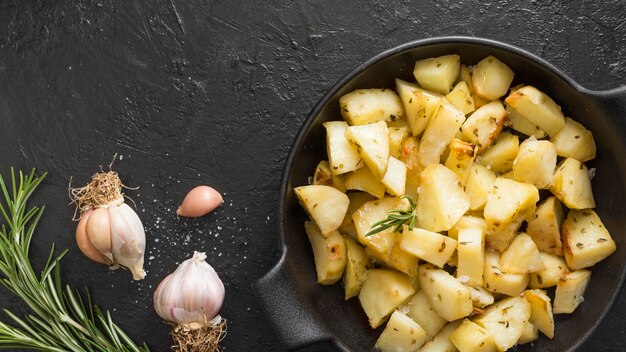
left=500, top=233, right=546, bottom=274
left=504, top=103, right=547, bottom=138
left=553, top=270, right=591, bottom=314
left=344, top=167, right=386, bottom=199
left=338, top=192, right=375, bottom=240
left=375, top=310, right=429, bottom=352
left=418, top=101, right=466, bottom=167
left=444, top=138, right=477, bottom=186
left=417, top=164, right=470, bottom=232
left=450, top=319, right=497, bottom=352
left=478, top=132, right=520, bottom=174
left=551, top=117, right=596, bottom=162
left=504, top=85, right=565, bottom=137
left=381, top=157, right=407, bottom=196
left=400, top=136, right=423, bottom=200
left=389, top=125, right=410, bottom=158
left=473, top=296, right=531, bottom=352
left=413, top=54, right=461, bottom=94
left=420, top=320, right=463, bottom=352
left=345, top=121, right=390, bottom=179
left=483, top=178, right=539, bottom=234
left=529, top=253, right=569, bottom=289
left=418, top=265, right=473, bottom=321
left=483, top=250, right=529, bottom=297
left=396, top=79, right=443, bottom=136
left=312, top=160, right=346, bottom=192
left=562, top=209, right=616, bottom=270
left=485, top=213, right=524, bottom=252
left=343, top=236, right=371, bottom=299
left=550, top=158, right=595, bottom=209
left=406, top=290, right=448, bottom=338
left=458, top=64, right=474, bottom=91
left=468, top=285, right=494, bottom=308
left=324, top=121, right=363, bottom=175
left=517, top=322, right=539, bottom=344
left=461, top=101, right=507, bottom=152
left=526, top=197, right=564, bottom=256
left=304, top=222, right=347, bottom=285
left=455, top=216, right=487, bottom=286
left=353, top=197, right=410, bottom=258
left=366, top=238, right=420, bottom=277
left=400, top=227, right=458, bottom=268
left=524, top=289, right=554, bottom=339
left=472, top=92, right=490, bottom=109
left=359, top=269, right=416, bottom=328
left=471, top=55, right=515, bottom=100
left=295, top=185, right=350, bottom=236
left=465, top=163, right=497, bottom=211
left=446, top=81, right=476, bottom=115
left=512, top=138, right=557, bottom=189
left=339, top=88, right=404, bottom=126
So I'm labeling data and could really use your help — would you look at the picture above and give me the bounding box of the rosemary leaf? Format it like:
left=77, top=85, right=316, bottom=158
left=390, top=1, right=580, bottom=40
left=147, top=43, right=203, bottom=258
left=365, top=195, right=417, bottom=237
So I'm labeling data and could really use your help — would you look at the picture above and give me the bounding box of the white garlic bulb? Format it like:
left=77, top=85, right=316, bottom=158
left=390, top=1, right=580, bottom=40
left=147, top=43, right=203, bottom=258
left=153, top=252, right=225, bottom=329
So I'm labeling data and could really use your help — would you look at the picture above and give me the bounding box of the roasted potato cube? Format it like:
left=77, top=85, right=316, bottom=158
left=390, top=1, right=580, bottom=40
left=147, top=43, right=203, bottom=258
left=400, top=227, right=458, bottom=268
left=446, top=81, right=476, bottom=115
left=420, top=320, right=463, bottom=352
left=512, top=138, right=557, bottom=189
left=461, top=101, right=507, bottom=152
left=562, top=209, right=616, bottom=270
left=418, top=101, right=466, bottom=167
left=450, top=319, right=497, bottom=352
left=500, top=233, right=546, bottom=274
left=413, top=54, right=461, bottom=94
left=400, top=136, right=423, bottom=199
left=504, top=103, right=547, bottom=138
left=324, top=121, right=363, bottom=175
left=359, top=269, right=416, bottom=328
left=504, top=85, right=565, bottom=137
left=526, top=197, right=564, bottom=255
left=529, top=253, right=569, bottom=289
left=457, top=64, right=474, bottom=91
left=353, top=197, right=410, bottom=258
left=455, top=216, right=487, bottom=286
left=471, top=55, right=514, bottom=100
left=339, top=88, right=404, bottom=126
left=553, top=270, right=591, bottom=314
left=312, top=160, right=346, bottom=192
left=484, top=178, right=539, bottom=234
left=375, top=310, right=428, bottom=352
left=444, top=138, right=477, bottom=186
left=468, top=285, right=494, bottom=308
left=484, top=250, right=529, bottom=297
left=344, top=166, right=385, bottom=199
left=366, top=238, right=420, bottom=277
left=550, top=158, right=595, bottom=209
left=295, top=185, right=350, bottom=236
left=389, top=125, right=410, bottom=158
left=466, top=163, right=497, bottom=211
left=345, top=121, right=390, bottom=179
left=478, top=132, right=520, bottom=174
left=304, top=222, right=347, bottom=285
left=551, top=117, right=596, bottom=162
left=485, top=213, right=524, bottom=252
left=343, top=236, right=371, bottom=299
left=338, top=192, right=375, bottom=240
left=473, top=296, right=531, bottom=352
left=417, top=164, right=471, bottom=232
left=381, top=156, right=407, bottom=196
left=517, top=321, right=539, bottom=345
left=396, top=79, right=443, bottom=136
left=406, top=290, right=448, bottom=338
left=418, top=265, right=473, bottom=321
left=524, top=289, right=555, bottom=339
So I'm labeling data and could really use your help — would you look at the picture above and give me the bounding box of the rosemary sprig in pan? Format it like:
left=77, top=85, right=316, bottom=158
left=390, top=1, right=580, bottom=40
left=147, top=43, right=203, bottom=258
left=0, top=169, right=149, bottom=352
left=366, top=195, right=417, bottom=237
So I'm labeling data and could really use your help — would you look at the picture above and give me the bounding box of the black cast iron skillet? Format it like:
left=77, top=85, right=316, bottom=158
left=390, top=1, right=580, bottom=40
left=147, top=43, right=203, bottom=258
left=254, top=36, right=626, bottom=351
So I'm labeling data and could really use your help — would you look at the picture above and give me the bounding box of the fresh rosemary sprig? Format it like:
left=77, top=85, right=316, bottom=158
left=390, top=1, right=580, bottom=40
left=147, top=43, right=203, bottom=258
left=0, top=169, right=150, bottom=352
left=366, top=195, right=417, bottom=237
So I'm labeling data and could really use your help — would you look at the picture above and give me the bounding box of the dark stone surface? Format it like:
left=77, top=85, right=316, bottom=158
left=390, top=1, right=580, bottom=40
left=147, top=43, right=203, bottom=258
left=0, top=0, right=624, bottom=351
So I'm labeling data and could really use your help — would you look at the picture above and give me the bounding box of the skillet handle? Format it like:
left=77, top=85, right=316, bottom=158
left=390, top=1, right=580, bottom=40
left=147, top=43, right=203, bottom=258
left=584, top=85, right=626, bottom=120
left=253, top=252, right=331, bottom=350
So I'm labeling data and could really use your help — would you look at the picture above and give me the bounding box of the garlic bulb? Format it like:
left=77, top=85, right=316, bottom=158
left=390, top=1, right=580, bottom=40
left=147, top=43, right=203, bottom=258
left=71, top=166, right=147, bottom=280
left=177, top=185, right=223, bottom=218
left=154, top=251, right=224, bottom=327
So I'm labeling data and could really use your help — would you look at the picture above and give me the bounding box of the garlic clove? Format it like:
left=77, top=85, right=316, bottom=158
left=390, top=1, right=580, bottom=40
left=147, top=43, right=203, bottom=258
left=76, top=210, right=109, bottom=265
left=108, top=203, right=146, bottom=280
left=86, top=207, right=113, bottom=263
left=177, top=186, right=223, bottom=218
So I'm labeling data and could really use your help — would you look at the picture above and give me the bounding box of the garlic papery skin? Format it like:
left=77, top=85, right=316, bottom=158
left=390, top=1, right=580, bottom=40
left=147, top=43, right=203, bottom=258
left=153, top=251, right=225, bottom=328
left=85, top=207, right=113, bottom=263
left=108, top=203, right=146, bottom=280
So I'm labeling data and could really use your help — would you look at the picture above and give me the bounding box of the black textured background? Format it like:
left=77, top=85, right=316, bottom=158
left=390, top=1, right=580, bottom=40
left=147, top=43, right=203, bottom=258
left=0, top=1, right=624, bottom=351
